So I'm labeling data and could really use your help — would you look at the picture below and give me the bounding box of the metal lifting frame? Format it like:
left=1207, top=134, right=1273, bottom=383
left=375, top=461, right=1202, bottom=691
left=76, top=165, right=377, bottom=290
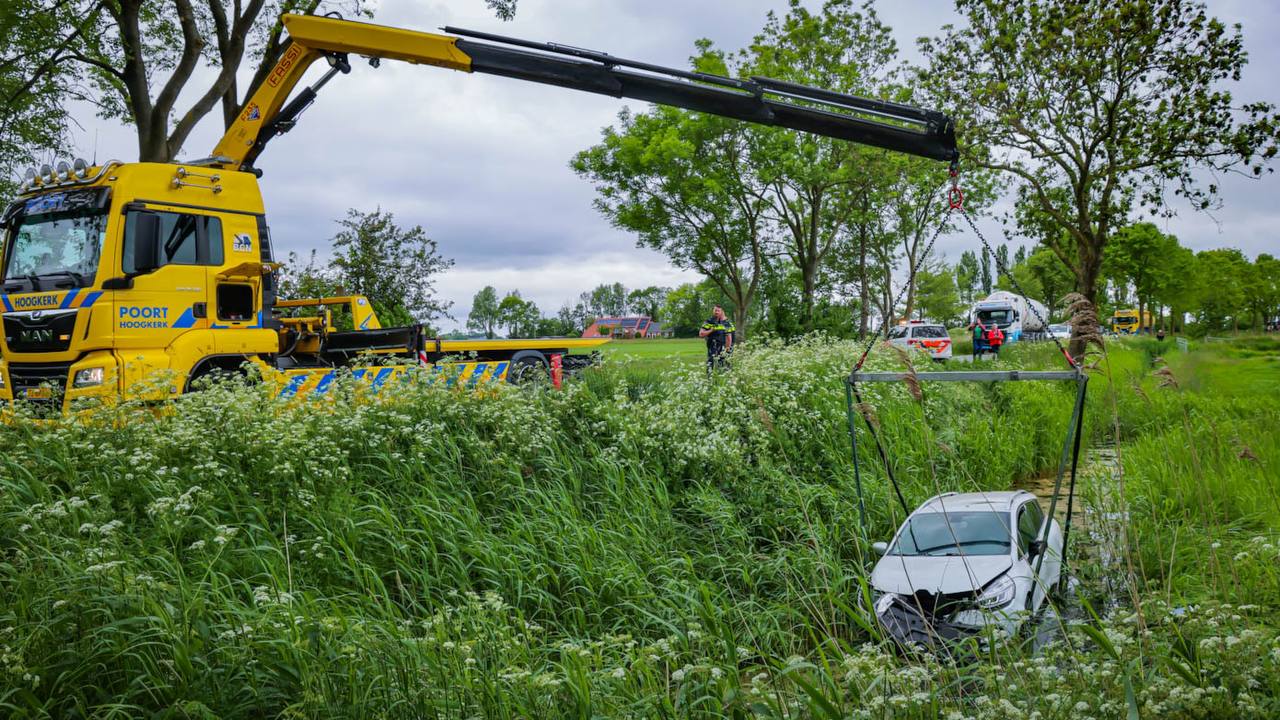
left=844, top=369, right=1089, bottom=593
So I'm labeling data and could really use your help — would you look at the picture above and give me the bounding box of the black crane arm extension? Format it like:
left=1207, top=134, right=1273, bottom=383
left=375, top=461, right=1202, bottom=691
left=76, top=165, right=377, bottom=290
left=448, top=28, right=958, bottom=162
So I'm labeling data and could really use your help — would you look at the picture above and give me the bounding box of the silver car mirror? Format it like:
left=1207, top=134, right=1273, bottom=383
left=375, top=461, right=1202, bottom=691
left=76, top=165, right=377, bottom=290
left=871, top=541, right=889, bottom=556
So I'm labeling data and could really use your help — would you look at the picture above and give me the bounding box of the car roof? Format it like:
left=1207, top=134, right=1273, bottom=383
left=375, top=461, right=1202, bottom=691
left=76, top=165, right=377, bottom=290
left=914, top=491, right=1032, bottom=513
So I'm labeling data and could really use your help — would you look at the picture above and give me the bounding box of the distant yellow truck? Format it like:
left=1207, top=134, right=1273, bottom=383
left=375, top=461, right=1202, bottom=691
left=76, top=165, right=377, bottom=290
left=1110, top=309, right=1153, bottom=335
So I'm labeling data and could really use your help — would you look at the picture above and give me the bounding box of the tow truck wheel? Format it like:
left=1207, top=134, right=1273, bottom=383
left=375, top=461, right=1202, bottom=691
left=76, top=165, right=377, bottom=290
left=186, top=357, right=255, bottom=392
left=508, top=353, right=549, bottom=384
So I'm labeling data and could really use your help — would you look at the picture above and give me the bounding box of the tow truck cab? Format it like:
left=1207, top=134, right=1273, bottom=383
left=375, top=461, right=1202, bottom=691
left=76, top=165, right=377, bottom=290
left=1, top=161, right=278, bottom=414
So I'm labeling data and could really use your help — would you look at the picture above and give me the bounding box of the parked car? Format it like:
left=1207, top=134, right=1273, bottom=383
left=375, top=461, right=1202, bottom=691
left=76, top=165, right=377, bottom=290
left=886, top=321, right=953, bottom=361
left=868, top=491, right=1063, bottom=646
left=1048, top=323, right=1072, bottom=340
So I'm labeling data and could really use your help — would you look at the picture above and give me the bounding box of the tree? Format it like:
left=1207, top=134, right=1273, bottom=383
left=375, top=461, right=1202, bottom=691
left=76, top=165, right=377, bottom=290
left=573, top=101, right=766, bottom=336
left=497, top=291, right=539, bottom=338
left=993, top=243, right=1010, bottom=284
left=883, top=152, right=995, bottom=320
left=276, top=248, right=342, bottom=301
left=580, top=283, right=627, bottom=318
left=1105, top=222, right=1176, bottom=327
left=922, top=0, right=1279, bottom=353
left=627, top=286, right=668, bottom=320
left=954, top=250, right=980, bottom=305
left=661, top=282, right=723, bottom=337
left=1242, top=254, right=1280, bottom=331
left=467, top=286, right=500, bottom=339
left=0, top=3, right=93, bottom=198
left=535, top=309, right=577, bottom=338
left=329, top=208, right=453, bottom=328
left=980, top=247, right=993, bottom=296
left=1193, top=249, right=1249, bottom=331
left=915, top=258, right=964, bottom=325
left=743, top=0, right=900, bottom=332
left=9, top=1, right=517, bottom=165
left=1021, top=245, right=1075, bottom=319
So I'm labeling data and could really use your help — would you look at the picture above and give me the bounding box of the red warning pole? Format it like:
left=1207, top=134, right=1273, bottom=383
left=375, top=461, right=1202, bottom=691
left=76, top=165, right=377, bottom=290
left=550, top=353, right=563, bottom=390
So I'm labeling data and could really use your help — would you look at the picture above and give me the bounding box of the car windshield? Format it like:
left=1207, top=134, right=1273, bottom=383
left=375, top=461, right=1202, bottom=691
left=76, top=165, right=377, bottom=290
left=977, top=309, right=1011, bottom=324
left=3, top=208, right=106, bottom=290
left=890, top=510, right=1012, bottom=556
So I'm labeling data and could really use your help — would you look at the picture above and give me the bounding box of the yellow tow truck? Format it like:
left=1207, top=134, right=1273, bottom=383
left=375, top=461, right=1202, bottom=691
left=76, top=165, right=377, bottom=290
left=1110, top=308, right=1153, bottom=335
left=0, top=13, right=957, bottom=415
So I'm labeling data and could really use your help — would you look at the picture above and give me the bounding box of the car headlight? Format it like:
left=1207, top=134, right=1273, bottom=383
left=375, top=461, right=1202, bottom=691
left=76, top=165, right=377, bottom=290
left=73, top=367, right=105, bottom=388
left=976, top=574, right=1017, bottom=609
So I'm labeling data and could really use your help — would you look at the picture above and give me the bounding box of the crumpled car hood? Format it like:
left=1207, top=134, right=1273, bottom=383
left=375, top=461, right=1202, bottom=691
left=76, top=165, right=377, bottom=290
left=871, top=554, right=1012, bottom=596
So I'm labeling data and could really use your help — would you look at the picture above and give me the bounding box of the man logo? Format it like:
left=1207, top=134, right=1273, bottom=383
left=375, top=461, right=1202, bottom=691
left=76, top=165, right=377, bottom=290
left=31, top=310, right=44, bottom=321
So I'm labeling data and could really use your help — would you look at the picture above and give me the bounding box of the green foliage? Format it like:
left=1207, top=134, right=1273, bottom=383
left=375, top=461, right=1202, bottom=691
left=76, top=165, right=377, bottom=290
left=954, top=250, right=980, bottom=305
left=660, top=281, right=726, bottom=337
left=913, top=258, right=963, bottom=324
left=497, top=290, right=540, bottom=338
left=0, top=3, right=83, bottom=198
left=467, top=285, right=500, bottom=339
left=329, top=207, right=453, bottom=328
left=0, top=339, right=1277, bottom=716
left=572, top=105, right=764, bottom=334
left=922, top=0, right=1280, bottom=316
left=1194, top=248, right=1250, bottom=331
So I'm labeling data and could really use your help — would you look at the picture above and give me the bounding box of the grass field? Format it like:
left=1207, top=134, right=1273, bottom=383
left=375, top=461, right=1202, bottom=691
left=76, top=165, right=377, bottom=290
left=0, top=334, right=1277, bottom=717
left=598, top=337, right=706, bottom=365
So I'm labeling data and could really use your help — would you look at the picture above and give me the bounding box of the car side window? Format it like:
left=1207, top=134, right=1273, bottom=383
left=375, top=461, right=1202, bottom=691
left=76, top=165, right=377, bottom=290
left=1016, top=501, right=1044, bottom=555
left=887, top=326, right=908, bottom=340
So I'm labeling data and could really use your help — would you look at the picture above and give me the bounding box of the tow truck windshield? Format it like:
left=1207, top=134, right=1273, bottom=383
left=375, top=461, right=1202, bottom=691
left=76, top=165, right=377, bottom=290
left=2, top=207, right=106, bottom=292
left=891, top=511, right=1012, bottom=557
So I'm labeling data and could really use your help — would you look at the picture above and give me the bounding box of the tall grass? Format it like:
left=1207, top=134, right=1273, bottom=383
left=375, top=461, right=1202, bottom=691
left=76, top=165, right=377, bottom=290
left=0, top=335, right=1276, bottom=717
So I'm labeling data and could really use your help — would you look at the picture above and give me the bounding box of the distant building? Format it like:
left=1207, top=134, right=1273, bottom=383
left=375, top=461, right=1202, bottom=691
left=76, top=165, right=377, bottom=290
left=582, top=316, right=666, bottom=339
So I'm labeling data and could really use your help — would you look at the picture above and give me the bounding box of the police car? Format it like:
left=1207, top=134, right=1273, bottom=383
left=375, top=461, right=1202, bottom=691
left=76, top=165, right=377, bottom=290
left=886, top=321, right=952, bottom=361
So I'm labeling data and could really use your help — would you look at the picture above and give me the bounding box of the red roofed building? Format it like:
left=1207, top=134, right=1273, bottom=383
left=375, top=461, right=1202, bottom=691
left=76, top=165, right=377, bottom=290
left=582, top=316, right=665, bottom=339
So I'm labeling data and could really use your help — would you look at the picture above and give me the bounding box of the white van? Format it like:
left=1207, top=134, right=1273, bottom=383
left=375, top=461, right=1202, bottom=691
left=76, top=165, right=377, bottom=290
left=886, top=321, right=953, bottom=361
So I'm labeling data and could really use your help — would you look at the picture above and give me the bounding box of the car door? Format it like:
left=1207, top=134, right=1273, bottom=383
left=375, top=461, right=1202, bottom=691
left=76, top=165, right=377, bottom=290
left=1016, top=500, right=1060, bottom=609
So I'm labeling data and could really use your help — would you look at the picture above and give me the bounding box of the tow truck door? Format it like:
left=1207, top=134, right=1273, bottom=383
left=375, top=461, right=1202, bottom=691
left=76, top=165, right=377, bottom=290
left=116, top=204, right=222, bottom=391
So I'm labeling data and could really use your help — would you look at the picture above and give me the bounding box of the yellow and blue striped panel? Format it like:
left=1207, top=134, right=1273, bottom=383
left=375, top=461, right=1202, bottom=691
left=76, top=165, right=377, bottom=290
left=275, top=361, right=510, bottom=399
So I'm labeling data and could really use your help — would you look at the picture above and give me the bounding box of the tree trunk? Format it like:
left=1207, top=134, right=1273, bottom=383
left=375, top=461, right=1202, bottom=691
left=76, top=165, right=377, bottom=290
left=1070, top=244, right=1103, bottom=358
left=857, top=226, right=869, bottom=338
left=801, top=262, right=816, bottom=333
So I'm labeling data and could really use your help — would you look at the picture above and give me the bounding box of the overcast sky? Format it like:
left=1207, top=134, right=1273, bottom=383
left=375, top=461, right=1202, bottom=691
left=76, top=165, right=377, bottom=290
left=64, top=0, right=1279, bottom=329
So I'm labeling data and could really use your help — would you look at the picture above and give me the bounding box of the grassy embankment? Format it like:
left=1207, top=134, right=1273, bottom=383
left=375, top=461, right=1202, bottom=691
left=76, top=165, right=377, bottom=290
left=0, top=334, right=1276, bottom=717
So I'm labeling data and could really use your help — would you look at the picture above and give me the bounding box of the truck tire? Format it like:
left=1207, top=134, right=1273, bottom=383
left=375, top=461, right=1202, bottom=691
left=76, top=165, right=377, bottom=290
left=185, top=355, right=254, bottom=392
left=508, top=351, right=549, bottom=384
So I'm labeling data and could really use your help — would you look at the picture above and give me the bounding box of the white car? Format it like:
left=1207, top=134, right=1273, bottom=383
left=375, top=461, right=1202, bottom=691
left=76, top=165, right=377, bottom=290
left=868, top=491, right=1063, bottom=645
left=886, top=321, right=953, bottom=361
left=1048, top=323, right=1072, bottom=340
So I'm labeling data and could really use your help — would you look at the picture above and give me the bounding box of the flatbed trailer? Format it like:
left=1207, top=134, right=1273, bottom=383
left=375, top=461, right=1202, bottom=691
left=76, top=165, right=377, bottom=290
left=266, top=295, right=606, bottom=398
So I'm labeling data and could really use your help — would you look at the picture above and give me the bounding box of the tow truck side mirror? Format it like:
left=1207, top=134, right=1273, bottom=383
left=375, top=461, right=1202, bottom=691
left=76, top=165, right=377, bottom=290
left=132, top=212, right=162, bottom=274
left=871, top=541, right=889, bottom=556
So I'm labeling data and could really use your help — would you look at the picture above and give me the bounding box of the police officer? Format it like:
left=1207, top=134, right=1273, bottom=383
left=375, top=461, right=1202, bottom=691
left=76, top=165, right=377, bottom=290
left=699, top=305, right=735, bottom=375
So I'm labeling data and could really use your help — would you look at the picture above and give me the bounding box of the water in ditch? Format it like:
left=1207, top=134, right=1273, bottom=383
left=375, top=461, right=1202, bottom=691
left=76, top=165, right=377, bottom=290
left=1013, top=444, right=1134, bottom=651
